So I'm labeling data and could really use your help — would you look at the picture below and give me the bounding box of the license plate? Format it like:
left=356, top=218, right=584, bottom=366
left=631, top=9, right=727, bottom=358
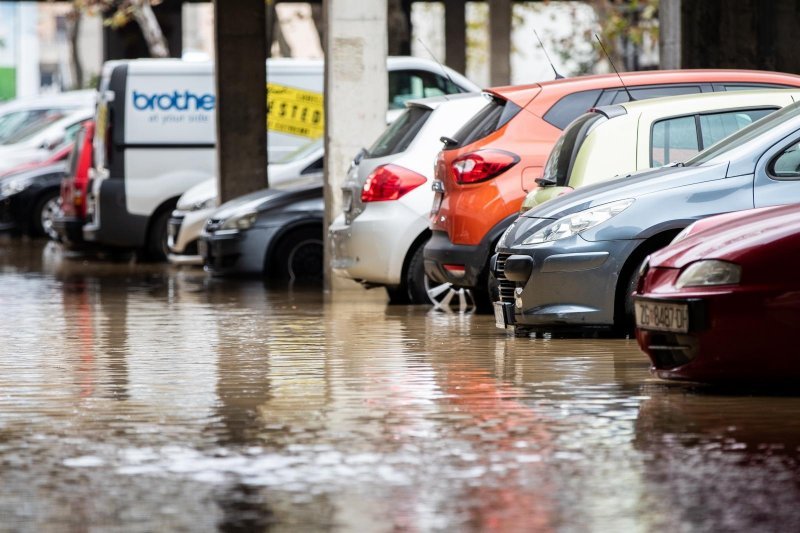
left=197, top=239, right=208, bottom=259
left=494, top=302, right=508, bottom=329
left=635, top=299, right=689, bottom=333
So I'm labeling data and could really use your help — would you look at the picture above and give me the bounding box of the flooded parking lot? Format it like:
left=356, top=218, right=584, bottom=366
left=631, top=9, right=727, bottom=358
left=1, top=239, right=800, bottom=531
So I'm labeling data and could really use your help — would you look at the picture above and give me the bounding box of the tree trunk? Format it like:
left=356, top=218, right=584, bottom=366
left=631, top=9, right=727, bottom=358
left=68, top=9, right=84, bottom=89
left=131, top=0, right=169, bottom=58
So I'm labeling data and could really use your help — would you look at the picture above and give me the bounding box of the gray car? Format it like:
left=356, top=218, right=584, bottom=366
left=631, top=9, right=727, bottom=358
left=493, top=101, right=800, bottom=335
left=200, top=175, right=323, bottom=279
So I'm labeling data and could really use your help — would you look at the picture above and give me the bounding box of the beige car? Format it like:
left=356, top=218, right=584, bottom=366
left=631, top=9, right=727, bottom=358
left=521, top=89, right=800, bottom=211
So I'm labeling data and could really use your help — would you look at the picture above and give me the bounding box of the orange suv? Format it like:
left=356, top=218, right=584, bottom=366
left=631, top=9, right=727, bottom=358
left=423, top=69, right=800, bottom=310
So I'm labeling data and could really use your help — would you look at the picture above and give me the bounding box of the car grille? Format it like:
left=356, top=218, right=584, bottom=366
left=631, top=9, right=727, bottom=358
left=646, top=332, right=699, bottom=369
left=205, top=218, right=223, bottom=233
left=495, top=253, right=515, bottom=304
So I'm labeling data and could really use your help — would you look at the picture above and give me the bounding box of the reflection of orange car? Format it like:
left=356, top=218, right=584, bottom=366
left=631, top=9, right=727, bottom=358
left=424, top=69, right=800, bottom=309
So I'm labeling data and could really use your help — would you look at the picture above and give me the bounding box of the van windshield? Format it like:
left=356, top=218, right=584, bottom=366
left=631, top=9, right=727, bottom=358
left=541, top=112, right=606, bottom=187
left=687, top=101, right=800, bottom=166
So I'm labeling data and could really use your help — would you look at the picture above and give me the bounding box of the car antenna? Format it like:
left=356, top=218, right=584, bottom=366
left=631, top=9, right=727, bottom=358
left=416, top=38, right=454, bottom=101
left=594, top=33, right=635, bottom=101
left=533, top=29, right=564, bottom=80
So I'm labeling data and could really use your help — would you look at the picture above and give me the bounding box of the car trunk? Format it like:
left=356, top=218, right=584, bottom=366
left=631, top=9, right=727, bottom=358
left=342, top=105, right=433, bottom=224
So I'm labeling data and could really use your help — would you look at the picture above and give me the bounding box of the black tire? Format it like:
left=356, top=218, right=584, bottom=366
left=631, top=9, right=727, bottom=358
left=406, top=244, right=429, bottom=304
left=620, top=259, right=646, bottom=336
left=472, top=271, right=499, bottom=314
left=386, top=286, right=412, bottom=305
left=272, top=227, right=323, bottom=282
left=143, top=209, right=171, bottom=262
left=30, top=189, right=61, bottom=240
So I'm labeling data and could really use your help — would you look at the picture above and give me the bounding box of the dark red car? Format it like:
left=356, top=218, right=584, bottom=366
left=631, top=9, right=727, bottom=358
left=54, top=120, right=94, bottom=246
left=634, top=204, right=800, bottom=383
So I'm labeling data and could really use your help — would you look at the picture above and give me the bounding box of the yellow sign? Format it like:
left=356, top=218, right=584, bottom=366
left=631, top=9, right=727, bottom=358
left=267, top=83, right=324, bottom=139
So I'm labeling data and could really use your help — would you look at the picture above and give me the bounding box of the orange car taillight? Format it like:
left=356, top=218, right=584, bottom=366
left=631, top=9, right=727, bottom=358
left=452, top=149, right=519, bottom=185
left=361, top=164, right=427, bottom=202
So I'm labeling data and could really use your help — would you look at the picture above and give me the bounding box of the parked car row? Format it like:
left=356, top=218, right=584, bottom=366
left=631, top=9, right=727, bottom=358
left=3, top=59, right=800, bottom=385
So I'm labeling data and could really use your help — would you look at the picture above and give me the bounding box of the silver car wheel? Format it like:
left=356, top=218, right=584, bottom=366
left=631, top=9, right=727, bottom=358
left=424, top=276, right=474, bottom=313
left=40, top=197, right=61, bottom=241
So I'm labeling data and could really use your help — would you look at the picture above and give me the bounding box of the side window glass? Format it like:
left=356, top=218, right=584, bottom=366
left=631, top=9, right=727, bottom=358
left=388, top=71, right=417, bottom=110
left=723, top=84, right=790, bottom=91
left=699, top=108, right=774, bottom=148
left=651, top=116, right=699, bottom=167
left=612, top=85, right=702, bottom=105
left=301, top=157, right=324, bottom=174
left=770, top=141, right=800, bottom=180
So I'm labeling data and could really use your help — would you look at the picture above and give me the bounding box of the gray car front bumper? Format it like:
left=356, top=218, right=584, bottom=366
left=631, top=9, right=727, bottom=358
left=494, top=234, right=643, bottom=330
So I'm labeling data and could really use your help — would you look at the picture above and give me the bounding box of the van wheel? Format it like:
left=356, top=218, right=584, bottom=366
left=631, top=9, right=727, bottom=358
left=144, top=209, right=171, bottom=262
left=273, top=227, right=323, bottom=281
left=31, top=190, right=61, bottom=240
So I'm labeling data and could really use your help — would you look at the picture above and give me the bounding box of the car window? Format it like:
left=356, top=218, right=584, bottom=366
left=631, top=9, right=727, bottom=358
left=699, top=108, right=775, bottom=148
left=449, top=95, right=521, bottom=149
left=367, top=106, right=431, bottom=158
left=542, top=89, right=602, bottom=129
left=770, top=141, right=800, bottom=179
left=542, top=112, right=606, bottom=186
left=688, top=102, right=800, bottom=166
left=722, top=83, right=794, bottom=91
left=651, top=116, right=699, bottom=167
left=0, top=109, right=66, bottom=144
left=612, top=85, right=703, bottom=105
left=301, top=157, right=324, bottom=174
left=388, top=70, right=463, bottom=110
left=67, top=125, right=88, bottom=177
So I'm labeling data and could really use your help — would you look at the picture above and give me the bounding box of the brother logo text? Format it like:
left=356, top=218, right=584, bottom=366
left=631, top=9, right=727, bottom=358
left=132, top=91, right=216, bottom=111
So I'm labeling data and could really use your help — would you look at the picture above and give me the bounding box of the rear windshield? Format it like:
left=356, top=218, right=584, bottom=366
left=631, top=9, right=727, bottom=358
left=687, top=101, right=800, bottom=166
left=541, top=112, right=606, bottom=187
left=447, top=94, right=522, bottom=149
left=367, top=106, right=431, bottom=158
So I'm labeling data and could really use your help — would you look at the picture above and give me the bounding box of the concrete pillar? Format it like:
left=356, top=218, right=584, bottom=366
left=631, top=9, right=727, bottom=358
left=489, top=0, right=512, bottom=86
left=659, top=0, right=681, bottom=69
left=323, top=0, right=388, bottom=291
left=444, top=0, right=466, bottom=74
left=213, top=0, right=268, bottom=204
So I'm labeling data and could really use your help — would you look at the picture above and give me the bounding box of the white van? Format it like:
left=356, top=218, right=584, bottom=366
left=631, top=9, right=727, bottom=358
left=84, top=57, right=478, bottom=258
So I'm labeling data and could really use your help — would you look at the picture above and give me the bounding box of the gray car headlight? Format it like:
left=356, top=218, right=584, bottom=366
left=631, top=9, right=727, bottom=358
left=221, top=211, right=257, bottom=231
left=675, top=260, right=741, bottom=289
left=521, top=198, right=634, bottom=245
left=0, top=176, right=35, bottom=197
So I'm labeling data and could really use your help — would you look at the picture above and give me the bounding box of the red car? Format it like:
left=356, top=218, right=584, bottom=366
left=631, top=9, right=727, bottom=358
left=54, top=120, right=94, bottom=246
left=634, top=204, right=800, bottom=383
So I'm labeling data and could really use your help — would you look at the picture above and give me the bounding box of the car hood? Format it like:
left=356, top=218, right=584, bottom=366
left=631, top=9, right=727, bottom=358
left=649, top=204, right=800, bottom=269
left=210, top=178, right=322, bottom=221
left=520, top=162, right=728, bottom=220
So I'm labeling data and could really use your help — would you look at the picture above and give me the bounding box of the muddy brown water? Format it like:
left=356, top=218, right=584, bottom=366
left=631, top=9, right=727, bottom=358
left=1, top=239, right=800, bottom=532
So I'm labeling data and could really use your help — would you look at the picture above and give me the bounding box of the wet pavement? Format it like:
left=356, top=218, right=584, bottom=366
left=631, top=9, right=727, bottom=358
left=1, top=238, right=800, bottom=532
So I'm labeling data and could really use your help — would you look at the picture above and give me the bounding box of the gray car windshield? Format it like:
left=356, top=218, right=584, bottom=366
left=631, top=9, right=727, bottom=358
left=686, top=101, right=800, bottom=166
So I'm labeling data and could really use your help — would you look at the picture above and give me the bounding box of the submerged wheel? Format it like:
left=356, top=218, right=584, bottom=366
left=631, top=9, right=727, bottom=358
left=273, top=227, right=323, bottom=282
left=406, top=243, right=474, bottom=312
left=32, top=190, right=61, bottom=240
left=143, top=209, right=172, bottom=262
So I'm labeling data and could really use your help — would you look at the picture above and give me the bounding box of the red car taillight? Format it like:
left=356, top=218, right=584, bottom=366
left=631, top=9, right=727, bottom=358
left=361, top=164, right=427, bottom=202
left=451, top=149, right=519, bottom=185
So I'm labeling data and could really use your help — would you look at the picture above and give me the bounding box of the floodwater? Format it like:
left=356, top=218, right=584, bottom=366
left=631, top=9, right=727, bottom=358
left=1, top=239, right=800, bottom=532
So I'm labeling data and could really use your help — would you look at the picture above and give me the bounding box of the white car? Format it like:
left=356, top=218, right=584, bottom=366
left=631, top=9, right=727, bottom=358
left=0, top=107, right=94, bottom=173
left=167, top=139, right=324, bottom=265
left=0, top=90, right=95, bottom=145
left=329, top=93, right=486, bottom=308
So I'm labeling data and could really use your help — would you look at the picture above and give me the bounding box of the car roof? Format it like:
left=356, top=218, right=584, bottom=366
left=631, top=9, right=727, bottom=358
left=597, top=88, right=800, bottom=120
left=405, top=92, right=484, bottom=111
left=487, top=69, right=800, bottom=110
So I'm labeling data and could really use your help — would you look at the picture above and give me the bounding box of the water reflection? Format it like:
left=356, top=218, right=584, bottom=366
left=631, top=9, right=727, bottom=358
left=0, top=239, right=800, bottom=530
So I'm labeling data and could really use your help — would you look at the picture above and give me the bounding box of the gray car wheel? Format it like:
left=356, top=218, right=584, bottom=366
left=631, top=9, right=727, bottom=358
left=32, top=191, right=61, bottom=240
